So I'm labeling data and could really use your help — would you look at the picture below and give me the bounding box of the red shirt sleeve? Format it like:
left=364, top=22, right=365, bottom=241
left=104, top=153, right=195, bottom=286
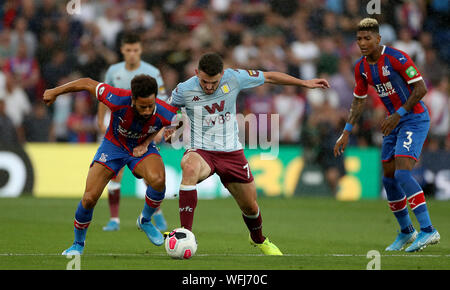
left=95, top=83, right=131, bottom=112
left=353, top=60, right=368, bottom=98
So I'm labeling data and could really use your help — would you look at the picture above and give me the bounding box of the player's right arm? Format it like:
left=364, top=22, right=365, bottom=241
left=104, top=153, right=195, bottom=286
left=334, top=97, right=366, bottom=157
left=43, top=78, right=99, bottom=106
left=334, top=61, right=368, bottom=157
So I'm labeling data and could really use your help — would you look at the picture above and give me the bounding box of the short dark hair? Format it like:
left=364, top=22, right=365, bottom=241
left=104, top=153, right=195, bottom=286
left=131, top=74, right=157, bottom=99
left=357, top=18, right=379, bottom=34
left=121, top=32, right=141, bottom=46
left=198, top=53, right=223, bottom=76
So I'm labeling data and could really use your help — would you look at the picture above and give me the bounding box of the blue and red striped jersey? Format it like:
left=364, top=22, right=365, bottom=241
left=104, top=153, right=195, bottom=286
left=353, top=45, right=428, bottom=117
left=95, top=83, right=178, bottom=153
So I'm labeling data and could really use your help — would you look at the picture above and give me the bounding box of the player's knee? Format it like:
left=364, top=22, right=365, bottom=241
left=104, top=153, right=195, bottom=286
left=145, top=172, right=165, bottom=192
left=82, top=195, right=99, bottom=209
left=181, top=161, right=200, bottom=181
left=241, top=202, right=259, bottom=217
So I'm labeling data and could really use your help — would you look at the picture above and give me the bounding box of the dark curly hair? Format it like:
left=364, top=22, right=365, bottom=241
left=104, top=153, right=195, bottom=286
left=131, top=74, right=158, bottom=99
left=198, top=52, right=223, bottom=76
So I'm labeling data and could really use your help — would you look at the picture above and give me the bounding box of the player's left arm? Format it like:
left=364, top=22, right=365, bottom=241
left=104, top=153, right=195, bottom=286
left=133, top=99, right=180, bottom=157
left=380, top=79, right=427, bottom=136
left=398, top=79, right=428, bottom=113
left=136, top=117, right=184, bottom=148
left=380, top=54, right=427, bottom=136
left=133, top=129, right=162, bottom=157
left=263, top=71, right=330, bottom=89
left=163, top=109, right=185, bottom=144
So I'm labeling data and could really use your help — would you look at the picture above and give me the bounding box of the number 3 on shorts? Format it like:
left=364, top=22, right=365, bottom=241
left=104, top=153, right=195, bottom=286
left=243, top=163, right=250, bottom=179
left=403, top=131, right=413, bottom=151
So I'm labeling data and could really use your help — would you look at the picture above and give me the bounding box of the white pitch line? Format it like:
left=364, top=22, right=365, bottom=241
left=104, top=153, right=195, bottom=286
left=0, top=253, right=449, bottom=258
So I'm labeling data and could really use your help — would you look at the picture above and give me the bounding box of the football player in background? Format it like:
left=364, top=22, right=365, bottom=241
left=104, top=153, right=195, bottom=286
left=334, top=18, right=440, bottom=252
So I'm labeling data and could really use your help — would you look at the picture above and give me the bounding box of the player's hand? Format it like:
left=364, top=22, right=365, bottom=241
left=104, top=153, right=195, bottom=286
left=334, top=131, right=350, bottom=157
left=133, top=143, right=148, bottom=157
left=164, top=121, right=183, bottom=144
left=304, top=79, right=330, bottom=89
left=163, top=128, right=175, bottom=144
left=381, top=113, right=400, bottom=136
left=153, top=130, right=164, bottom=144
left=42, top=89, right=58, bottom=106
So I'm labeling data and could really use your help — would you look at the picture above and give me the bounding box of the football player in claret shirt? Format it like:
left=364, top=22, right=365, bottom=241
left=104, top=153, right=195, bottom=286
left=43, top=75, right=179, bottom=255
left=164, top=52, right=329, bottom=255
left=334, top=18, right=440, bottom=252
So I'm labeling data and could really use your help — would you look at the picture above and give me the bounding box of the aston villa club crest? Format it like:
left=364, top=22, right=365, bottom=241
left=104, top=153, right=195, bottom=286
left=247, top=70, right=259, bottom=77
left=221, top=84, right=230, bottom=94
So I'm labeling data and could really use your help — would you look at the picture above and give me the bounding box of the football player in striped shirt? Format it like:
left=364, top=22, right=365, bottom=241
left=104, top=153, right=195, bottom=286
left=98, top=33, right=168, bottom=232
left=43, top=75, right=179, bottom=255
left=334, top=18, right=440, bottom=252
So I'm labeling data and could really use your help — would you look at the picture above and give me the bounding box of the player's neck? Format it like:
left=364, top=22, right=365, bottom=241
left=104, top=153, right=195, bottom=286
left=125, top=60, right=141, bottom=71
left=366, top=46, right=383, bottom=64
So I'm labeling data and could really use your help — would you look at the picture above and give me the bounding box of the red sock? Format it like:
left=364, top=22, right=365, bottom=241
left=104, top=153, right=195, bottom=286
left=179, top=185, right=197, bottom=231
left=108, top=188, right=120, bottom=218
left=242, top=209, right=265, bottom=244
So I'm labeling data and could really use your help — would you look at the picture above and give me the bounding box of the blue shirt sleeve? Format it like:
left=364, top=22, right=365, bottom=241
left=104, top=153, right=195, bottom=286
left=229, top=69, right=265, bottom=90
left=168, top=84, right=185, bottom=108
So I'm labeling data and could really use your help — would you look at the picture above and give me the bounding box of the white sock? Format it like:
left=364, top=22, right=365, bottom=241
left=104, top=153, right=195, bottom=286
left=108, top=181, right=121, bottom=191
left=243, top=207, right=260, bottom=219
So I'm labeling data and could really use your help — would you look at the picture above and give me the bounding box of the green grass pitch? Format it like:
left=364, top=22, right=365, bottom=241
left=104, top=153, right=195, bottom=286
left=0, top=196, right=448, bottom=270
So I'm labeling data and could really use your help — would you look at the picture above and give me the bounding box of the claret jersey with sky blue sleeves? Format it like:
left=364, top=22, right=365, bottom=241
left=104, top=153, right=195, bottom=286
left=169, top=68, right=265, bottom=151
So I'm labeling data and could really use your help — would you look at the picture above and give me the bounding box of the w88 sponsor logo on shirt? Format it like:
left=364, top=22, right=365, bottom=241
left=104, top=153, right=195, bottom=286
left=203, top=112, right=232, bottom=126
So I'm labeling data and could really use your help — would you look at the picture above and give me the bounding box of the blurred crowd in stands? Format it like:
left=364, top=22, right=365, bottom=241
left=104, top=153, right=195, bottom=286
left=0, top=0, right=448, bottom=159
